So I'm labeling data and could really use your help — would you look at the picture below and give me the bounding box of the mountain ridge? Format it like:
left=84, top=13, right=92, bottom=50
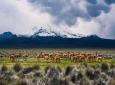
left=0, top=31, right=115, bottom=48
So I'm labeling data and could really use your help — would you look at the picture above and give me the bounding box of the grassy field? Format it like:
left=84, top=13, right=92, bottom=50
left=0, top=58, right=114, bottom=68
left=0, top=48, right=115, bottom=68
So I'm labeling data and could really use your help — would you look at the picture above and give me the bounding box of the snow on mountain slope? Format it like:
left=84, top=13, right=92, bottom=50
left=33, top=28, right=57, bottom=37
left=32, top=27, right=85, bottom=38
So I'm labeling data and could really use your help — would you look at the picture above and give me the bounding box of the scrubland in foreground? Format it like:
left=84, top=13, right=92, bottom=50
left=0, top=63, right=115, bottom=85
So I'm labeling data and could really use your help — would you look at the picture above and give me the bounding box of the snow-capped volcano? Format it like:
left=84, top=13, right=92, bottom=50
left=33, top=28, right=57, bottom=37
left=32, top=27, right=85, bottom=38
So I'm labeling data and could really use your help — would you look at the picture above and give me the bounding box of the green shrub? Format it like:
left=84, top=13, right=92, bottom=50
left=0, top=80, right=7, bottom=85
left=85, top=68, right=95, bottom=80
left=22, top=65, right=39, bottom=74
left=101, top=63, right=109, bottom=73
left=17, top=80, right=28, bottom=85
left=108, top=78, right=115, bottom=85
left=33, top=71, right=43, bottom=77
left=65, top=66, right=73, bottom=76
left=44, top=65, right=51, bottom=74
left=13, top=63, right=22, bottom=72
left=1, top=65, right=8, bottom=73
left=79, top=77, right=91, bottom=85
left=32, top=65, right=40, bottom=71
left=110, top=64, right=115, bottom=69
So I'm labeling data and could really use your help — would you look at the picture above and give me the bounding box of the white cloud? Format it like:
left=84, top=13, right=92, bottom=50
left=0, top=0, right=115, bottom=39
left=95, top=4, right=115, bottom=39
left=0, top=0, right=53, bottom=35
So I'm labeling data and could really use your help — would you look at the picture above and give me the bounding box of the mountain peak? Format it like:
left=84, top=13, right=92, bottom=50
left=33, top=28, right=57, bottom=37
left=32, top=27, right=85, bottom=38
left=0, top=32, right=17, bottom=39
left=86, top=35, right=101, bottom=39
left=2, top=32, right=13, bottom=36
left=0, top=31, right=115, bottom=48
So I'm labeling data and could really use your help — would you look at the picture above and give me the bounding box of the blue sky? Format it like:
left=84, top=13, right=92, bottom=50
left=0, top=0, right=115, bottom=39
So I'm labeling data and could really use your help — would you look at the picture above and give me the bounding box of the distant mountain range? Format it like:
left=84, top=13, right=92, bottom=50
left=0, top=29, right=115, bottom=48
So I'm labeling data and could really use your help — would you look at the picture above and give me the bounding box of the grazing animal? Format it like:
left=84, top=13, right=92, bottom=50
left=22, top=54, right=28, bottom=61
left=34, top=51, right=112, bottom=63
left=9, top=54, right=16, bottom=62
left=37, top=52, right=44, bottom=60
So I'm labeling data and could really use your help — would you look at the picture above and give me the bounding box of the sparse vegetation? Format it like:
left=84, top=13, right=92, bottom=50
left=0, top=63, right=114, bottom=85
left=13, top=63, right=22, bottom=72
left=0, top=48, right=115, bottom=85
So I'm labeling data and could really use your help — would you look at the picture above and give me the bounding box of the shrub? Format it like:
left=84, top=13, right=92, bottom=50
left=83, top=63, right=88, bottom=68
left=100, top=73, right=108, bottom=81
left=32, top=65, right=40, bottom=71
left=110, top=64, right=115, bottom=69
left=93, top=69, right=101, bottom=79
left=71, top=71, right=83, bottom=83
left=22, top=65, right=39, bottom=74
left=17, top=80, right=28, bottom=85
left=0, top=80, right=7, bottom=85
left=57, top=66, right=62, bottom=73
left=79, top=77, right=91, bottom=85
left=93, top=78, right=107, bottom=85
left=17, top=73, right=25, bottom=79
left=108, top=78, right=115, bottom=85
left=107, top=69, right=115, bottom=78
left=33, top=71, right=43, bottom=77
left=46, top=66, right=60, bottom=78
left=44, top=65, right=51, bottom=74
left=71, top=75, right=77, bottom=83
left=65, top=66, right=73, bottom=76
left=13, top=63, right=22, bottom=72
left=22, top=67, right=33, bottom=74
left=101, top=63, right=109, bottom=73
left=85, top=68, right=95, bottom=80
left=1, top=65, right=8, bottom=73
left=77, top=71, right=83, bottom=80
left=60, top=78, right=69, bottom=85
left=47, top=77, right=60, bottom=85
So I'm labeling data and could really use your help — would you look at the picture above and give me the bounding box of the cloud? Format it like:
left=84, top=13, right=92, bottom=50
left=66, top=4, right=115, bottom=39
left=95, top=4, right=115, bottom=39
left=28, top=0, right=115, bottom=39
left=28, top=0, right=111, bottom=25
left=86, top=0, right=97, bottom=4
left=0, top=0, right=53, bottom=35
left=29, top=0, right=89, bottom=25
left=104, top=0, right=115, bottom=5
left=0, top=0, right=115, bottom=39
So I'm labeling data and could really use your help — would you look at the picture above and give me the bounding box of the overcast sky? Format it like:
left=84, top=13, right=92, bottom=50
left=0, top=0, right=115, bottom=39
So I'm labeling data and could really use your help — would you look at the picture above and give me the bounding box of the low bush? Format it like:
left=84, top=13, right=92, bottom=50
left=1, top=65, right=8, bottom=73
left=101, top=63, right=110, bottom=73
left=13, top=63, right=22, bottom=72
